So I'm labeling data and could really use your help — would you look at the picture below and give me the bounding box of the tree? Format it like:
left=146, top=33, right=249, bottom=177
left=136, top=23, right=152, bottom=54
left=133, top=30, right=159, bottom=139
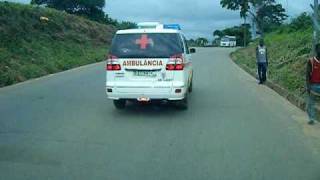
left=187, top=39, right=196, bottom=47
left=220, top=0, right=287, bottom=35
left=104, top=14, right=118, bottom=26
left=290, top=12, right=312, bottom=31
left=213, top=30, right=224, bottom=38
left=218, top=24, right=251, bottom=46
left=202, top=38, right=209, bottom=46
left=116, top=21, right=137, bottom=30
left=195, top=38, right=209, bottom=47
left=31, top=0, right=106, bottom=23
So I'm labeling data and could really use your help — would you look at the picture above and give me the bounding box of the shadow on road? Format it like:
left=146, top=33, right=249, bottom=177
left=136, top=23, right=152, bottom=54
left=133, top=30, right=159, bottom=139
left=107, top=101, right=187, bottom=119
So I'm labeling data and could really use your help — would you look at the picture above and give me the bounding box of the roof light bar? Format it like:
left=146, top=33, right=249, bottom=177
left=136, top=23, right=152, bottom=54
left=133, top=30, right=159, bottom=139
left=136, top=22, right=182, bottom=30
left=163, top=24, right=181, bottom=30
left=137, top=22, right=162, bottom=29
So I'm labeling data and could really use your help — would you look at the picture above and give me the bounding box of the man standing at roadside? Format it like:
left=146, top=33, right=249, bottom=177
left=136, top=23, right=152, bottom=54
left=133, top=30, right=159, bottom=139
left=306, top=43, right=320, bottom=125
left=256, top=39, right=268, bottom=84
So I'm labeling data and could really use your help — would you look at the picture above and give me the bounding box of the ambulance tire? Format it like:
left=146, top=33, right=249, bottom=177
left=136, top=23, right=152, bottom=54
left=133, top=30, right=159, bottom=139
left=113, top=100, right=126, bottom=109
left=188, top=80, right=193, bottom=93
left=175, top=95, right=188, bottom=110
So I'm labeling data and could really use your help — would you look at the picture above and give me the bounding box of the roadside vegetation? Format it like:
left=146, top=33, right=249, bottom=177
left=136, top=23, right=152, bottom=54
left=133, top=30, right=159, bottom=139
left=30, top=0, right=136, bottom=30
left=0, top=2, right=116, bottom=87
left=231, top=12, right=312, bottom=97
left=220, top=0, right=288, bottom=36
left=218, top=0, right=314, bottom=98
left=187, top=37, right=210, bottom=47
left=212, top=25, right=251, bottom=47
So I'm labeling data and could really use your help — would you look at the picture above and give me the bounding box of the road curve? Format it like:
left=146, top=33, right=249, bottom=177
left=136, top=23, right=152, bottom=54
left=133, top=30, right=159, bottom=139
left=0, top=48, right=320, bottom=180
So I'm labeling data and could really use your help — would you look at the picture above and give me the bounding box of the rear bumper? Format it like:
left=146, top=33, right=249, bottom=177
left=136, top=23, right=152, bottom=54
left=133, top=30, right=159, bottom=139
left=106, top=86, right=187, bottom=101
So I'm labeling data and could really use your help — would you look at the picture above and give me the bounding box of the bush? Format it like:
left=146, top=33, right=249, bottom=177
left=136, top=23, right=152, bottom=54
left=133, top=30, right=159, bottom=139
left=290, top=12, right=312, bottom=31
left=0, top=2, right=116, bottom=87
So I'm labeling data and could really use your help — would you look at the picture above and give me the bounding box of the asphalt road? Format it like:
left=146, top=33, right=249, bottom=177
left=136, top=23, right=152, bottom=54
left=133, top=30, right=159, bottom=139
left=0, top=48, right=320, bottom=180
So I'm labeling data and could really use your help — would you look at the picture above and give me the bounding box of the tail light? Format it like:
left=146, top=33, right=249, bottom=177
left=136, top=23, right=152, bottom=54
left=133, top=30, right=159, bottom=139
left=166, top=64, right=175, bottom=70
left=174, top=64, right=184, bottom=70
left=106, top=54, right=121, bottom=71
left=166, top=53, right=184, bottom=71
left=106, top=64, right=113, bottom=70
left=112, top=64, right=121, bottom=70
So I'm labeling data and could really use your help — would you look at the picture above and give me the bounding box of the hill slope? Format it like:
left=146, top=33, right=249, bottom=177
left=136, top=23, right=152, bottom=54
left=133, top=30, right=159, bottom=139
left=231, top=28, right=312, bottom=97
left=0, top=2, right=116, bottom=87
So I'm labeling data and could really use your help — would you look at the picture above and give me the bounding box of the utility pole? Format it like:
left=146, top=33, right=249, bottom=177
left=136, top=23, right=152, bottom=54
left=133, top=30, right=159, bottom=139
left=251, top=5, right=257, bottom=40
left=286, top=0, right=289, bottom=16
left=243, top=16, right=247, bottom=47
left=313, top=0, right=319, bottom=55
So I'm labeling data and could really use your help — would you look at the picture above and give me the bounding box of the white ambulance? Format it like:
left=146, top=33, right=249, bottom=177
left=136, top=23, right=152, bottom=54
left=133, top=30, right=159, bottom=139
left=106, top=22, right=195, bottom=110
left=220, top=36, right=237, bottom=47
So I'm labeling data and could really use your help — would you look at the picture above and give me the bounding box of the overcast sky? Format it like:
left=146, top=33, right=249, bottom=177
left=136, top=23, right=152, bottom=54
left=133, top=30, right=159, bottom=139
left=3, top=0, right=313, bottom=40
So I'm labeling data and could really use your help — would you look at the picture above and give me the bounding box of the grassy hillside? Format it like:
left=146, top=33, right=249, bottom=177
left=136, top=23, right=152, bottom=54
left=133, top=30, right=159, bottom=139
left=0, top=2, right=116, bottom=87
left=231, top=27, right=312, bottom=97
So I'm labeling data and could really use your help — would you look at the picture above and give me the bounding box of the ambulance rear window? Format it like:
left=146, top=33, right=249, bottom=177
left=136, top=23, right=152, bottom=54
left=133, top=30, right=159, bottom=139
left=110, top=33, right=183, bottom=58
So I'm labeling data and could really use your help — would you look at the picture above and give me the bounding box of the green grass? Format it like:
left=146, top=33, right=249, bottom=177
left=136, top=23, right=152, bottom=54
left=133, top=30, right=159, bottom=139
left=231, top=28, right=312, bottom=97
left=0, top=2, right=116, bottom=87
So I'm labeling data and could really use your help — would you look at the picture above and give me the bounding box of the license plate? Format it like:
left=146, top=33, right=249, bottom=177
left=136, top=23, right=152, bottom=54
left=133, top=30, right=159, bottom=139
left=137, top=97, right=150, bottom=102
left=133, top=71, right=156, bottom=77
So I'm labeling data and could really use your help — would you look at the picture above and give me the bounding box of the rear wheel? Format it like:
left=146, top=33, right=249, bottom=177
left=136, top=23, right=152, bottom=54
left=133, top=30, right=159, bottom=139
left=175, top=95, right=188, bottom=110
left=113, top=100, right=126, bottom=109
left=188, top=80, right=193, bottom=93
left=188, top=72, right=193, bottom=93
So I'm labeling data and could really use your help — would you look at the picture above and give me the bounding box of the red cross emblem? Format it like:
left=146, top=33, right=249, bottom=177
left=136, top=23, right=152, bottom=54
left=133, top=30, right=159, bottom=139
left=135, top=34, right=151, bottom=49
